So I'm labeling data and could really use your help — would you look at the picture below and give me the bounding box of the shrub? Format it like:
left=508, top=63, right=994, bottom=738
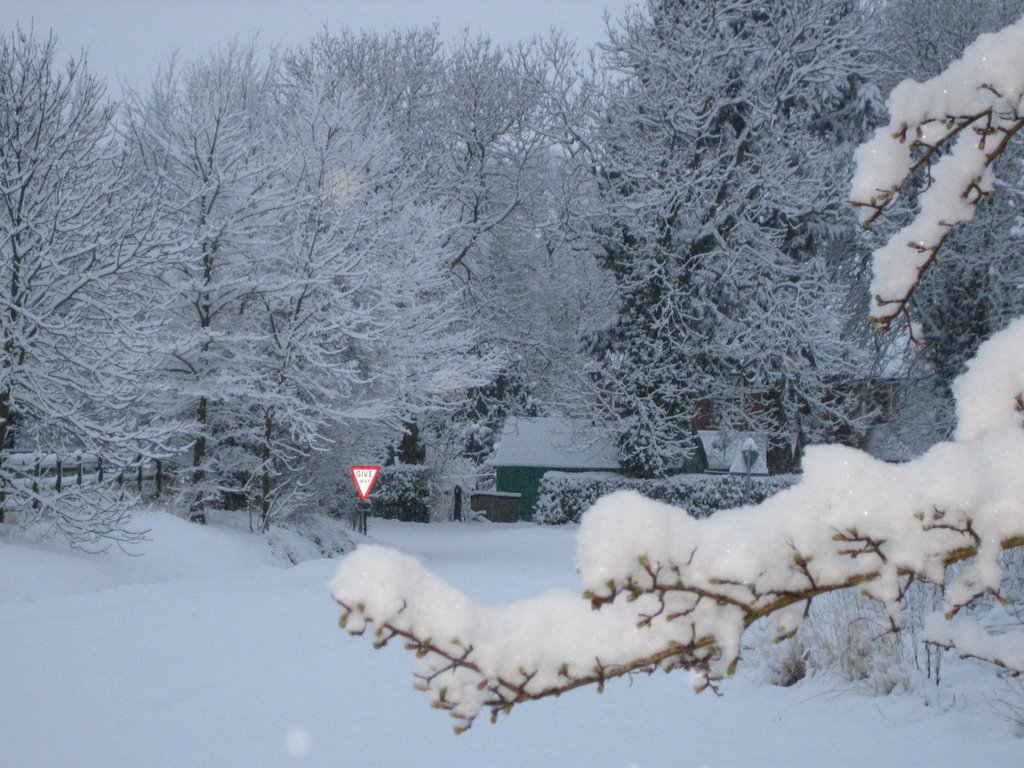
left=369, top=464, right=434, bottom=523
left=535, top=471, right=799, bottom=524
left=750, top=590, right=912, bottom=694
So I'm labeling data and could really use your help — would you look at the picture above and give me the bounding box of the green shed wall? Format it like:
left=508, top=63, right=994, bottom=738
left=495, top=466, right=548, bottom=520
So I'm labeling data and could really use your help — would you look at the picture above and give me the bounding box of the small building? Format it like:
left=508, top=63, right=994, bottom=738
left=490, top=417, right=621, bottom=521
left=469, top=491, right=522, bottom=523
left=697, top=430, right=769, bottom=475
left=491, top=416, right=708, bottom=520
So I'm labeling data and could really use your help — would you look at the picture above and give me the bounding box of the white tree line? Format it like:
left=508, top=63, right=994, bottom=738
left=4, top=0, right=1023, bottom=555
left=0, top=30, right=514, bottom=543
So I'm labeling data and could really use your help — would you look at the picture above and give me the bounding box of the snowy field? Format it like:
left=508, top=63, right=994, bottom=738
left=0, top=512, right=1020, bottom=768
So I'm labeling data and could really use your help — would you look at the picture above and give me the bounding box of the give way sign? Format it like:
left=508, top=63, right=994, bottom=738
left=350, top=466, right=381, bottom=501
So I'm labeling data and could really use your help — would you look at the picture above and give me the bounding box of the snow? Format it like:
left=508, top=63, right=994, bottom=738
left=953, top=315, right=1024, bottom=441
left=0, top=510, right=275, bottom=602
left=1, top=513, right=1021, bottom=767
left=490, top=416, right=620, bottom=470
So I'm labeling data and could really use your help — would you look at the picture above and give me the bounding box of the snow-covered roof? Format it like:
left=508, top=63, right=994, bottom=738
left=698, top=430, right=768, bottom=475
left=490, top=417, right=620, bottom=470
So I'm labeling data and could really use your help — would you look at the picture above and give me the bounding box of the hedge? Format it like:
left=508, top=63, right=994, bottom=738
left=534, top=471, right=800, bottom=525
left=369, top=464, right=434, bottom=523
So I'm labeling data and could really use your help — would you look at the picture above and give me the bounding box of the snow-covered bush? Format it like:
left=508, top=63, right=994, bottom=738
left=755, top=590, right=911, bottom=694
left=535, top=472, right=798, bottom=525
left=369, top=464, right=435, bottom=523
left=265, top=511, right=356, bottom=564
left=754, top=627, right=809, bottom=688
left=331, top=17, right=1024, bottom=732
left=993, top=678, right=1024, bottom=736
left=805, top=593, right=911, bottom=694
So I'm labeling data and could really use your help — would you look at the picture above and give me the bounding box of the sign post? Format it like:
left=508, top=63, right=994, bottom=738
left=740, top=438, right=758, bottom=502
left=350, top=465, right=381, bottom=535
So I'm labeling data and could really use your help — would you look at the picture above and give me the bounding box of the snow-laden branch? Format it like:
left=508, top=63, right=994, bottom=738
left=850, top=17, right=1024, bottom=330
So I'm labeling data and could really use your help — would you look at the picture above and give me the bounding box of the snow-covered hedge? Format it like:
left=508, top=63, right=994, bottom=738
left=535, top=471, right=799, bottom=524
left=369, top=464, right=434, bottom=523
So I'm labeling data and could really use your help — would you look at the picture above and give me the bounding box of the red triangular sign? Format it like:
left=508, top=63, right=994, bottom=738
left=350, top=465, right=381, bottom=501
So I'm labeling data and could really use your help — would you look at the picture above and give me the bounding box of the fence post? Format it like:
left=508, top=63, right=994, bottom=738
left=55, top=457, right=62, bottom=493
left=97, top=456, right=104, bottom=483
left=32, top=455, right=40, bottom=512
left=155, top=459, right=162, bottom=498
left=76, top=452, right=83, bottom=486
left=136, top=455, right=143, bottom=494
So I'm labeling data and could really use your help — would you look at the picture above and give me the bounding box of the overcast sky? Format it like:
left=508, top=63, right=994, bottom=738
left=10, top=1, right=636, bottom=95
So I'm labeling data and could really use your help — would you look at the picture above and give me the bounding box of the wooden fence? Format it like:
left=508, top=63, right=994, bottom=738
left=0, top=451, right=168, bottom=502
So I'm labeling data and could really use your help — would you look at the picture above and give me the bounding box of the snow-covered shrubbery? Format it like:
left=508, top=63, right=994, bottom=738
left=264, top=511, right=357, bottom=564
left=369, top=464, right=435, bottom=523
left=755, top=590, right=913, bottom=694
left=535, top=472, right=798, bottom=525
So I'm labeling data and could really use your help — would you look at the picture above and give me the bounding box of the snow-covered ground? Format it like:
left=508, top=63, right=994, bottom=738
left=0, top=511, right=1019, bottom=768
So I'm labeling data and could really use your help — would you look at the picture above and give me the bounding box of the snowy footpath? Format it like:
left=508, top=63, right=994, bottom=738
left=0, top=511, right=1019, bottom=768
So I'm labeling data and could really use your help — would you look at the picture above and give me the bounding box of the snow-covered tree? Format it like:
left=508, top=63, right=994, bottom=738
left=127, top=44, right=288, bottom=521
left=237, top=73, right=388, bottom=531
left=292, top=30, right=612, bottom=465
left=584, top=0, right=882, bottom=476
left=127, top=41, right=497, bottom=528
left=331, top=15, right=1024, bottom=732
left=874, top=0, right=1024, bottom=89
left=0, top=28, right=178, bottom=545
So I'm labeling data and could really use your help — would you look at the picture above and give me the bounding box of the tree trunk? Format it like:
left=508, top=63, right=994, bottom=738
left=259, top=409, right=273, bottom=533
left=0, top=389, right=9, bottom=523
left=190, top=395, right=208, bottom=524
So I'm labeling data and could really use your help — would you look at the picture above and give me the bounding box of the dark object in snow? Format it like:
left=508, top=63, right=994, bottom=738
left=469, top=491, right=521, bottom=523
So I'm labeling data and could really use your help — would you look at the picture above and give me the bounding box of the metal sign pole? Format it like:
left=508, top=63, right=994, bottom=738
left=350, top=465, right=381, bottom=535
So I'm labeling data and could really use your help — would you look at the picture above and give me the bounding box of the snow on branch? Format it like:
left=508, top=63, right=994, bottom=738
left=331, top=18, right=1024, bottom=731
left=924, top=614, right=1024, bottom=675
left=850, top=17, right=1024, bottom=330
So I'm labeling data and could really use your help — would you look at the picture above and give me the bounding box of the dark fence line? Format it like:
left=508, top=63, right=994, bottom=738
left=1, top=451, right=168, bottom=501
